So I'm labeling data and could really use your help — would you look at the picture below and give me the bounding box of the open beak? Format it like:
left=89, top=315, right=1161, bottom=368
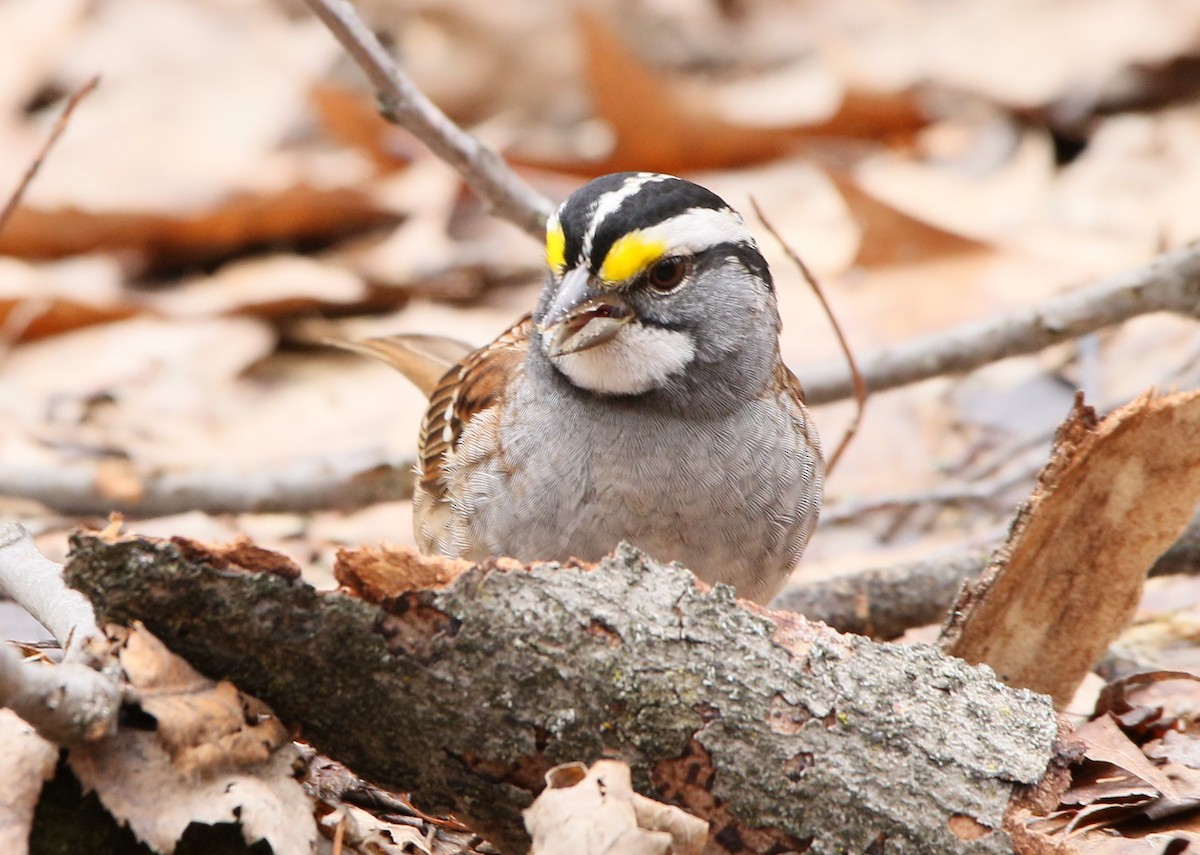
left=539, top=267, right=633, bottom=358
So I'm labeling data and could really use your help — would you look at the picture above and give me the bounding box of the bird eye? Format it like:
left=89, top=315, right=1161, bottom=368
left=645, top=257, right=687, bottom=292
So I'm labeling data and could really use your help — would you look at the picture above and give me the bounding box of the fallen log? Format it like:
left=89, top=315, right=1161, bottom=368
left=64, top=532, right=1067, bottom=853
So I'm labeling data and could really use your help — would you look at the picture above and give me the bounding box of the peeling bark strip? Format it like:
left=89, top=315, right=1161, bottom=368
left=66, top=534, right=1061, bottom=853
left=941, top=390, right=1200, bottom=709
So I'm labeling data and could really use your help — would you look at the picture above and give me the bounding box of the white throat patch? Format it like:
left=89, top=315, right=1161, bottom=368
left=550, top=323, right=695, bottom=395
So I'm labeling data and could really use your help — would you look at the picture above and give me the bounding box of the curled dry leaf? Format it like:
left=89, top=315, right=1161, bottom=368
left=0, top=709, right=59, bottom=855
left=68, top=623, right=313, bottom=855
left=942, top=389, right=1200, bottom=708
left=1016, top=673, right=1200, bottom=852
left=524, top=760, right=707, bottom=855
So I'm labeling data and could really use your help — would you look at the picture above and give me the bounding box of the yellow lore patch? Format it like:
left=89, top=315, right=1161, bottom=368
left=545, top=222, right=566, bottom=272
left=599, top=232, right=666, bottom=283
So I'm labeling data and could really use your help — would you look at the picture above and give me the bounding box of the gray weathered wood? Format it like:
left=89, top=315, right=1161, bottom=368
left=65, top=533, right=1062, bottom=854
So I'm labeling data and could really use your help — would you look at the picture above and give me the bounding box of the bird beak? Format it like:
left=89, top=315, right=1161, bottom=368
left=539, top=267, right=633, bottom=358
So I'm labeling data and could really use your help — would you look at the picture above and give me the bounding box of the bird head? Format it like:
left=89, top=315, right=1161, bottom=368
left=534, top=172, right=778, bottom=399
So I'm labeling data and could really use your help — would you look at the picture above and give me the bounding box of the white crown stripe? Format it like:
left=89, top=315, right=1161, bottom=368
left=581, top=173, right=670, bottom=263
left=633, top=207, right=757, bottom=255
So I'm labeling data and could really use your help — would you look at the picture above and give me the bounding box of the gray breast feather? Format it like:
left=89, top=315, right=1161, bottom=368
left=440, top=376, right=823, bottom=603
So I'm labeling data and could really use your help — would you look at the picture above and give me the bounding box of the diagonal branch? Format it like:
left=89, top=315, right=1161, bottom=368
left=802, top=242, right=1200, bottom=404
left=300, top=0, right=554, bottom=239
left=0, top=76, right=100, bottom=235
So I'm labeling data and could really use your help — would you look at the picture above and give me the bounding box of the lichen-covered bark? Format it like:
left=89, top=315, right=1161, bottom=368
left=65, top=533, right=1061, bottom=854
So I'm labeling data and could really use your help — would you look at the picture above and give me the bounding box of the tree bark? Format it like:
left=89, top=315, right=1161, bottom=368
left=65, top=532, right=1066, bottom=854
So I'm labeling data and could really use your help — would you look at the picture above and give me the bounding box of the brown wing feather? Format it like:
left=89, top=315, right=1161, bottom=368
left=418, top=315, right=533, bottom=504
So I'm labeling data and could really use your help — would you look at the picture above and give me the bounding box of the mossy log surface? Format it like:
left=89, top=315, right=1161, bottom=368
left=65, top=533, right=1062, bottom=854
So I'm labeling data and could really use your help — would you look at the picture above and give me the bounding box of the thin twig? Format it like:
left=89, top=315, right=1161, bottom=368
left=331, top=809, right=347, bottom=855
left=803, top=241, right=1200, bottom=404
left=751, top=198, right=867, bottom=475
left=299, top=0, right=553, bottom=239
left=0, top=76, right=100, bottom=236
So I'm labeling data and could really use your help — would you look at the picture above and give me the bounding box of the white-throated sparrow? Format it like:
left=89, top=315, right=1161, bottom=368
left=346, top=172, right=823, bottom=603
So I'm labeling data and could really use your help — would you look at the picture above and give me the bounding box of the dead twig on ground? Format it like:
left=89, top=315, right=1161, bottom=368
left=299, top=0, right=553, bottom=239
left=803, top=242, right=1200, bottom=404
left=778, top=506, right=1200, bottom=639
left=752, top=198, right=866, bottom=475
left=0, top=455, right=413, bottom=518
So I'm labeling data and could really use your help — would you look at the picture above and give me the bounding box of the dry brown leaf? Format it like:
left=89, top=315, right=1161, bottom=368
left=828, top=171, right=990, bottom=268
left=1075, top=714, right=1181, bottom=802
left=0, top=0, right=401, bottom=269
left=0, top=187, right=397, bottom=272
left=112, top=623, right=289, bottom=776
left=942, top=390, right=1200, bottom=708
left=0, top=709, right=60, bottom=855
left=309, top=83, right=414, bottom=171
left=524, top=760, right=707, bottom=855
left=1058, top=761, right=1157, bottom=809
left=852, top=120, right=1056, bottom=246
left=0, top=0, right=87, bottom=118
left=1097, top=671, right=1200, bottom=738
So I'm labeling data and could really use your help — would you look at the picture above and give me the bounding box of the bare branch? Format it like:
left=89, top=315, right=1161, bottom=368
left=0, top=456, right=413, bottom=517
left=300, top=0, right=553, bottom=239
left=0, top=643, right=119, bottom=745
left=803, top=242, right=1200, bottom=404
left=0, top=523, right=99, bottom=655
left=0, top=76, right=100, bottom=236
left=775, top=547, right=992, bottom=639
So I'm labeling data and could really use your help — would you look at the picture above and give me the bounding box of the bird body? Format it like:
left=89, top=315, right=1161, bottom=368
left=348, top=173, right=823, bottom=603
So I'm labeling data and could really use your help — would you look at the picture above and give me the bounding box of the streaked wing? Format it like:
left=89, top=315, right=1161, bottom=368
left=418, top=315, right=533, bottom=505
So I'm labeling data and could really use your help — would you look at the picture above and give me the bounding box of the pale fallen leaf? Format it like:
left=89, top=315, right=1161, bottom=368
left=0, top=709, right=60, bottom=855
left=320, top=804, right=431, bottom=855
left=853, top=119, right=1055, bottom=245
left=0, top=255, right=136, bottom=343
left=524, top=760, right=707, bottom=855
left=68, top=624, right=312, bottom=854
left=69, top=728, right=314, bottom=855
left=144, top=254, right=369, bottom=320
left=830, top=0, right=1200, bottom=110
